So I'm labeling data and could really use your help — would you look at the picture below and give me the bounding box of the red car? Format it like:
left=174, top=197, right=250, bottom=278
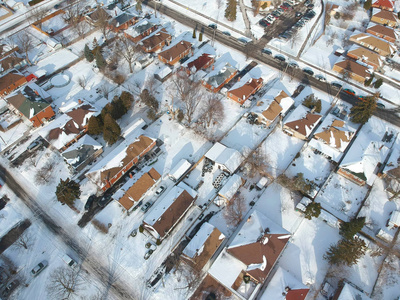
left=280, top=4, right=289, bottom=10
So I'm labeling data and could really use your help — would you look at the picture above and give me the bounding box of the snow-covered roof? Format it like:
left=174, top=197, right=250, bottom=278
left=154, top=65, right=172, bottom=79
left=256, top=177, right=269, bottom=189
left=205, top=142, right=243, bottom=174
left=61, top=135, right=102, bottom=169
left=389, top=210, right=400, bottom=226
left=218, top=174, right=243, bottom=200
left=121, top=118, right=146, bottom=138
left=125, top=19, right=156, bottom=38
left=259, top=267, right=309, bottom=300
left=336, top=283, right=371, bottom=300
left=168, top=159, right=191, bottom=181
left=383, top=137, right=400, bottom=177
left=284, top=105, right=321, bottom=138
left=309, top=139, right=342, bottom=162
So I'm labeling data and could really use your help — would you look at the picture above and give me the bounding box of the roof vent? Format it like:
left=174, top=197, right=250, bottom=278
left=285, top=286, right=291, bottom=292
left=295, top=125, right=299, bottom=130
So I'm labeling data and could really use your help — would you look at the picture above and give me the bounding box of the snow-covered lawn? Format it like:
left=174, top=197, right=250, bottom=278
left=316, top=172, right=368, bottom=222
left=372, top=254, right=400, bottom=300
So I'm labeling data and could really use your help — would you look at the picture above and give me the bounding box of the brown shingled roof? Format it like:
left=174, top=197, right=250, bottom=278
left=368, top=24, right=397, bottom=39
left=229, top=78, right=263, bottom=101
left=314, top=122, right=353, bottom=150
left=118, top=168, right=161, bottom=210
left=0, top=72, right=26, bottom=91
left=159, top=40, right=192, bottom=62
left=66, top=104, right=96, bottom=128
left=285, top=113, right=321, bottom=137
left=286, top=289, right=309, bottom=300
left=0, top=56, right=24, bottom=72
left=151, top=190, right=194, bottom=238
left=227, top=233, right=290, bottom=283
left=334, top=59, right=371, bottom=79
left=373, top=9, right=398, bottom=22
left=261, top=101, right=282, bottom=121
left=187, top=53, right=214, bottom=72
left=347, top=47, right=382, bottom=68
left=142, top=29, right=171, bottom=49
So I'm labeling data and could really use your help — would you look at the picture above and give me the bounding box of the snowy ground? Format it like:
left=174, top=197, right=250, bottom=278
left=372, top=254, right=400, bottom=300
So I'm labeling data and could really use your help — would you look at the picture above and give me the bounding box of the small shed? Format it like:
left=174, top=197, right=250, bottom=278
left=216, top=174, right=244, bottom=206
left=168, top=159, right=191, bottom=182
left=256, top=177, right=269, bottom=190
left=154, top=65, right=172, bottom=82
left=295, top=196, right=312, bottom=212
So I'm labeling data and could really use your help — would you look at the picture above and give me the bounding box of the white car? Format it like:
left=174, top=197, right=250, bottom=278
left=62, top=254, right=78, bottom=269
left=31, top=260, right=48, bottom=277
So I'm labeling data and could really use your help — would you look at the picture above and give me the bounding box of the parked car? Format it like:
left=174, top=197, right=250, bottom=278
left=295, top=12, right=303, bottom=18
left=132, top=200, right=143, bottom=211
left=307, top=3, right=314, bottom=8
left=222, top=31, right=231, bottom=36
left=1, top=279, right=19, bottom=297
left=62, top=254, right=78, bottom=269
left=155, top=185, right=166, bottom=196
left=144, top=249, right=154, bottom=260
left=208, top=23, right=217, bottom=29
left=288, top=61, right=299, bottom=68
left=277, top=7, right=284, bottom=13
left=27, top=139, right=42, bottom=152
left=376, top=102, right=385, bottom=109
left=31, top=260, right=48, bottom=277
left=315, top=74, right=326, bottom=81
left=85, top=195, right=97, bottom=210
left=274, top=55, right=286, bottom=62
left=343, top=88, right=356, bottom=96
left=259, top=19, right=271, bottom=27
left=237, top=37, right=249, bottom=45
left=331, top=82, right=342, bottom=89
left=97, top=193, right=111, bottom=208
left=262, top=48, right=272, bottom=55
left=302, top=68, right=314, bottom=76
left=130, top=228, right=138, bottom=237
left=141, top=201, right=153, bottom=213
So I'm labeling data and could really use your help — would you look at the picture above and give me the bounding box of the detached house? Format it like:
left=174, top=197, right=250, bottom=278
left=216, top=174, right=245, bottom=206
left=143, top=183, right=197, bottom=240
left=371, top=9, right=399, bottom=27
left=227, top=76, right=263, bottom=105
left=0, top=72, right=27, bottom=96
left=0, top=44, right=19, bottom=60
left=85, top=8, right=111, bottom=26
left=349, top=32, right=396, bottom=57
left=283, top=105, right=321, bottom=140
left=367, top=23, right=397, bottom=43
left=382, top=141, right=400, bottom=194
left=7, top=84, right=54, bottom=127
left=205, top=142, right=243, bottom=174
left=141, top=29, right=172, bottom=53
left=332, top=59, right=372, bottom=83
left=158, top=40, right=192, bottom=65
left=109, top=12, right=138, bottom=32
left=208, top=210, right=291, bottom=300
left=202, top=62, right=237, bottom=93
left=0, top=56, right=25, bottom=74
left=371, top=0, right=394, bottom=11
left=86, top=134, right=156, bottom=192
left=347, top=46, right=383, bottom=70
left=183, top=53, right=215, bottom=75
left=125, top=19, right=158, bottom=43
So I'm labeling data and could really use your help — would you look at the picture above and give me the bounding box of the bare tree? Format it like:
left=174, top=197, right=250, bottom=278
left=93, top=9, right=112, bottom=41
left=99, top=83, right=111, bottom=100
left=174, top=262, right=202, bottom=294
left=144, top=76, right=158, bottom=95
left=78, top=76, right=87, bottom=89
left=29, top=7, right=48, bottom=26
left=290, top=30, right=301, bottom=48
left=224, top=194, right=246, bottom=227
left=14, top=31, right=34, bottom=65
left=171, top=71, right=202, bottom=123
left=13, top=232, right=33, bottom=250
left=47, top=267, right=83, bottom=299
left=115, top=36, right=140, bottom=73
left=243, top=148, right=269, bottom=178
left=35, top=161, right=54, bottom=184
left=63, top=2, right=88, bottom=37
left=201, top=95, right=225, bottom=127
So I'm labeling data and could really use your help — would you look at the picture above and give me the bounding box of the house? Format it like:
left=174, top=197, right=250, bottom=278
left=227, top=76, right=263, bottom=105
left=39, top=103, right=97, bottom=151
left=257, top=89, right=294, bottom=126
left=283, top=105, right=321, bottom=140
left=204, top=142, right=243, bottom=174
left=0, top=56, right=25, bottom=74
left=367, top=23, right=397, bottom=43
left=381, top=138, right=400, bottom=194
left=309, top=116, right=356, bottom=162
left=4, top=0, right=25, bottom=11
left=158, top=40, right=192, bottom=65
left=143, top=183, right=197, bottom=239
left=0, top=44, right=19, bottom=60
left=154, top=65, right=173, bottom=82
left=347, top=46, right=384, bottom=70
left=182, top=222, right=225, bottom=271
left=141, top=29, right=172, bottom=53
left=349, top=32, right=396, bottom=57
left=338, top=141, right=390, bottom=186
left=168, top=159, right=192, bottom=182
left=202, top=62, right=238, bottom=93
left=332, top=59, right=372, bottom=83
left=85, top=8, right=111, bottom=26
left=125, top=19, right=158, bottom=43
left=117, top=168, right=161, bottom=210
left=333, top=282, right=372, bottom=300
left=371, top=9, right=399, bottom=27
left=7, top=85, right=54, bottom=127
left=86, top=134, right=156, bottom=192
left=109, top=12, right=138, bottom=31
left=61, top=135, right=103, bottom=173
left=208, top=210, right=291, bottom=300
left=371, top=0, right=394, bottom=11
left=0, top=72, right=27, bottom=96
left=216, top=174, right=245, bottom=206
left=183, top=53, right=215, bottom=75
left=259, top=267, right=309, bottom=300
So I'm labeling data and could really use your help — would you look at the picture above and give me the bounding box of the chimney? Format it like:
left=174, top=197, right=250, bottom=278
left=285, top=286, right=291, bottom=292
left=34, top=90, right=39, bottom=96
left=247, top=216, right=252, bottom=222
left=115, top=10, right=117, bottom=16
left=78, top=99, right=83, bottom=104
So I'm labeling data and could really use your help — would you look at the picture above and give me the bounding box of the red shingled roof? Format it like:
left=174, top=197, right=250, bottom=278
left=187, top=53, right=214, bottom=72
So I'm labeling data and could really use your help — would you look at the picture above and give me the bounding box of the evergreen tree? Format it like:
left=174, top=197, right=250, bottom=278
left=140, top=89, right=158, bottom=111
left=111, top=97, right=127, bottom=120
left=55, top=178, right=81, bottom=206
left=95, top=50, right=107, bottom=70
left=350, top=96, right=377, bottom=124
left=363, top=0, right=372, bottom=10
left=339, top=217, right=366, bottom=240
left=192, top=29, right=196, bottom=39
left=324, top=237, right=367, bottom=266
left=225, top=0, right=237, bottom=21
left=315, top=99, right=322, bottom=113
left=147, top=109, right=157, bottom=120
left=103, top=114, right=121, bottom=145
left=101, top=103, right=115, bottom=121
left=84, top=44, right=94, bottom=62
left=176, top=109, right=184, bottom=122
left=199, top=32, right=203, bottom=42
left=374, top=78, right=383, bottom=88
left=304, top=202, right=321, bottom=220
left=364, top=76, right=373, bottom=87
left=88, top=115, right=103, bottom=135
left=120, top=91, right=134, bottom=110
left=136, top=0, right=142, bottom=12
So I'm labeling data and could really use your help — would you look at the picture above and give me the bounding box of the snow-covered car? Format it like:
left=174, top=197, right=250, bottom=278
left=62, top=254, right=78, bottom=269
left=155, top=185, right=166, bottom=196
left=144, top=249, right=154, bottom=260
left=27, top=139, right=42, bottom=152
left=31, top=260, right=48, bottom=277
left=141, top=202, right=153, bottom=213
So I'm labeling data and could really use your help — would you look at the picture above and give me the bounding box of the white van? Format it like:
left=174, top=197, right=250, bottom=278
left=62, top=254, right=78, bottom=269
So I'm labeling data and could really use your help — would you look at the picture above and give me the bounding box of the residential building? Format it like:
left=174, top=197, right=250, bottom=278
left=158, top=40, right=192, bottom=65
left=86, top=134, right=156, bottom=191
left=208, top=210, right=291, bottom=300
left=202, top=62, right=237, bottom=93
left=118, top=168, right=161, bottom=210
left=125, top=19, right=158, bottom=43
left=333, top=282, right=372, bottom=300
left=371, top=0, right=394, bottom=11
left=227, top=76, right=263, bottom=105
left=367, top=23, right=397, bottom=43
left=283, top=105, right=321, bottom=140
left=183, top=53, right=215, bottom=75
left=349, top=32, right=396, bottom=56
left=0, top=44, right=19, bottom=60
left=7, top=84, right=54, bottom=127
left=0, top=72, right=27, bottom=96
left=143, top=183, right=197, bottom=239
left=0, top=55, right=25, bottom=74
left=61, top=135, right=103, bottom=173
left=332, top=59, right=372, bottom=83
left=168, top=159, right=192, bottom=182
left=347, top=46, right=383, bottom=70
left=371, top=9, right=399, bottom=27
left=182, top=222, right=225, bottom=271
left=141, top=29, right=172, bottom=53
left=204, top=142, right=243, bottom=174
left=109, top=12, right=138, bottom=31
left=381, top=138, right=400, bottom=194
left=216, top=174, right=245, bottom=206
left=85, top=8, right=111, bottom=26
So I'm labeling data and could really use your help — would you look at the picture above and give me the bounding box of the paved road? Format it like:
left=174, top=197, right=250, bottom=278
left=147, top=0, right=400, bottom=127
left=0, top=164, right=135, bottom=299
